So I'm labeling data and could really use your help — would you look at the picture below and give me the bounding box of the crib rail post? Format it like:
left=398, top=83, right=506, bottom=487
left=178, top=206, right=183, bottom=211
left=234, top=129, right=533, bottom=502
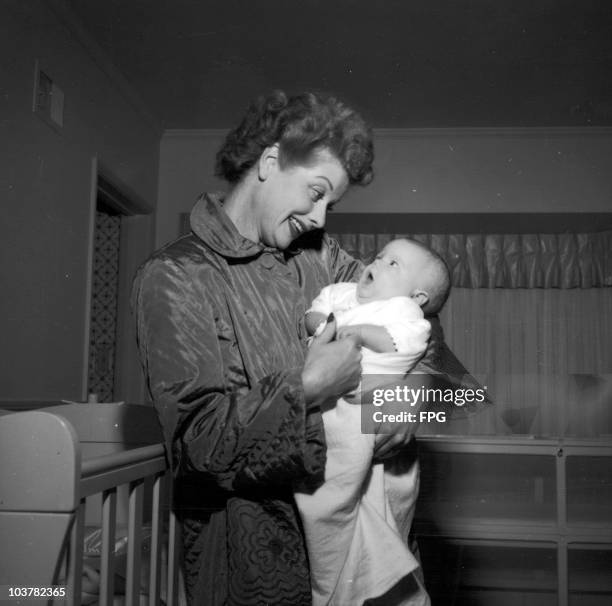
left=126, top=479, right=144, bottom=606
left=167, top=505, right=181, bottom=606
left=99, top=487, right=118, bottom=604
left=148, top=473, right=164, bottom=606
left=65, top=500, right=85, bottom=606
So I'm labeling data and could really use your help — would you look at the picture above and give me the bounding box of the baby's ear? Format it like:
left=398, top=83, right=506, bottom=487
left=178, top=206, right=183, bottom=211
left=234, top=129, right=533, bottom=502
left=411, top=290, right=429, bottom=308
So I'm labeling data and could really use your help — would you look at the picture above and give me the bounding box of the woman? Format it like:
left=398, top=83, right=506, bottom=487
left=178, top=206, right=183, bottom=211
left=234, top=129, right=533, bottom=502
left=132, top=91, right=429, bottom=605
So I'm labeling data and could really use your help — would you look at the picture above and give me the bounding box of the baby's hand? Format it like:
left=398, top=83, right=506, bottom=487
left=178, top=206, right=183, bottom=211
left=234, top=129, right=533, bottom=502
left=337, top=324, right=396, bottom=353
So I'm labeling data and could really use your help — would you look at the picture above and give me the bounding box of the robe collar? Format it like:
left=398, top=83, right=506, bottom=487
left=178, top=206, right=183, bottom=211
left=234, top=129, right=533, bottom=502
left=190, top=193, right=264, bottom=259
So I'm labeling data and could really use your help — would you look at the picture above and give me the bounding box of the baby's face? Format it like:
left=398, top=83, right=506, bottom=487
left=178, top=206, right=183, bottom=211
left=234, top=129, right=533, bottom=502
left=356, top=239, right=431, bottom=304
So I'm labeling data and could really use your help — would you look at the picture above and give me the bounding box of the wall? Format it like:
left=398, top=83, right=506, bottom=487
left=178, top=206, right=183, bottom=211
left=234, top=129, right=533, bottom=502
left=0, top=1, right=160, bottom=402
left=157, top=130, right=228, bottom=247
left=157, top=127, right=612, bottom=247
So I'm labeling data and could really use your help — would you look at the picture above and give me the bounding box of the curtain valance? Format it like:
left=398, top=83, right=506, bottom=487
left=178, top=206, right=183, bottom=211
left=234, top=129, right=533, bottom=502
left=329, top=231, right=612, bottom=288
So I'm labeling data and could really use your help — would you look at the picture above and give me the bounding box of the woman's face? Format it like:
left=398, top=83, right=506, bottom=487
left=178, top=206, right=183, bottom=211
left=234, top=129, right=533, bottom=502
left=255, top=147, right=349, bottom=250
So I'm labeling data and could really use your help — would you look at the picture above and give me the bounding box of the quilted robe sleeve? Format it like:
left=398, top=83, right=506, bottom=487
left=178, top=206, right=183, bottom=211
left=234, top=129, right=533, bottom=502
left=132, top=257, right=325, bottom=492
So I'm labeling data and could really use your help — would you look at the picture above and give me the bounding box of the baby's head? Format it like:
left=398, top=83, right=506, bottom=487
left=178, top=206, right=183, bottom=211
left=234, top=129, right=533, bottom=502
left=356, top=238, right=451, bottom=314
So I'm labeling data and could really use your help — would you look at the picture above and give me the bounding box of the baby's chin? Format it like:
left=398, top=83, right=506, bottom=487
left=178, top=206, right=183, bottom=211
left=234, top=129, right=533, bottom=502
left=356, top=286, right=382, bottom=304
left=355, top=282, right=367, bottom=301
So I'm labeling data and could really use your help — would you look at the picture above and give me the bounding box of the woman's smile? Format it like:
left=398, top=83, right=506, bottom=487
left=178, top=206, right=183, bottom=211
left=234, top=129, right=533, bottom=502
left=288, top=215, right=306, bottom=238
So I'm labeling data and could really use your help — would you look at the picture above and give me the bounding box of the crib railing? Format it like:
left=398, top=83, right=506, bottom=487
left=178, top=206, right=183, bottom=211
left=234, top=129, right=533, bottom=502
left=0, top=404, right=181, bottom=606
left=69, top=445, right=180, bottom=606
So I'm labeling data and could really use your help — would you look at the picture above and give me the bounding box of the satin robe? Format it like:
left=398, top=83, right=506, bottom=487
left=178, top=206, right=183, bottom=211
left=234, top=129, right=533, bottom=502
left=132, top=194, right=364, bottom=605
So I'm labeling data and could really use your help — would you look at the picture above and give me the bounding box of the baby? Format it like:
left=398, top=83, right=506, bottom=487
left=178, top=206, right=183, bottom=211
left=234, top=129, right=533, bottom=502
left=296, top=238, right=450, bottom=606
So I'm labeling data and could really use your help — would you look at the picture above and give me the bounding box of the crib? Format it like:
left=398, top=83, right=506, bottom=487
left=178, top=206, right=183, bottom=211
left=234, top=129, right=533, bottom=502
left=0, top=403, right=182, bottom=605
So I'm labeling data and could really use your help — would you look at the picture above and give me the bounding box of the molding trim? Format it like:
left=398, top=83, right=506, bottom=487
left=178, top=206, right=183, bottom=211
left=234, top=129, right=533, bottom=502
left=81, top=156, right=98, bottom=401
left=373, top=126, right=612, bottom=138
left=47, top=0, right=162, bottom=136
left=96, top=159, right=154, bottom=215
left=97, top=174, right=153, bottom=216
left=162, top=126, right=612, bottom=139
left=163, top=129, right=230, bottom=138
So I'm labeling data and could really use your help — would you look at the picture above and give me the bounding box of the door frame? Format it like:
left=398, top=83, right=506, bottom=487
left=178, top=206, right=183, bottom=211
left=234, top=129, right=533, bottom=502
left=81, top=156, right=155, bottom=403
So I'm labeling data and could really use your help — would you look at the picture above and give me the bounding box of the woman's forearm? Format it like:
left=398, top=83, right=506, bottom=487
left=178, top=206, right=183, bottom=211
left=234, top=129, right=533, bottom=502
left=174, top=369, right=325, bottom=490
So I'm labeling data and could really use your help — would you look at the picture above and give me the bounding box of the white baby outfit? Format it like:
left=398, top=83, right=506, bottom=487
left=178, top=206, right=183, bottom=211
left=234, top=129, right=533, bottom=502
left=295, top=283, right=431, bottom=606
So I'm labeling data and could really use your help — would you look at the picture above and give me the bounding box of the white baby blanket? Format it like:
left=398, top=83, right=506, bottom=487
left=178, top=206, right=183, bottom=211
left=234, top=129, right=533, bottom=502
left=296, top=354, right=427, bottom=606
left=297, top=286, right=431, bottom=605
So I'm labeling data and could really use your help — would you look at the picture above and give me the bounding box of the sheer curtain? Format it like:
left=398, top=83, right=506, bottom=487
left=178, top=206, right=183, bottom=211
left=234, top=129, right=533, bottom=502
left=440, top=288, right=612, bottom=437
left=331, top=231, right=612, bottom=438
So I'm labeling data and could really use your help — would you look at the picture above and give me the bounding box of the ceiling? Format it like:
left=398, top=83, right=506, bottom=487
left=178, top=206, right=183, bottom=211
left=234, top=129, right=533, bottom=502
left=69, top=0, right=612, bottom=130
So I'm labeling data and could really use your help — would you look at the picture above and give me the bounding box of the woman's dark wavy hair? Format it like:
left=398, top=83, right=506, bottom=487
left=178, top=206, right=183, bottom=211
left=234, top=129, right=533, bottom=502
left=215, top=90, right=374, bottom=186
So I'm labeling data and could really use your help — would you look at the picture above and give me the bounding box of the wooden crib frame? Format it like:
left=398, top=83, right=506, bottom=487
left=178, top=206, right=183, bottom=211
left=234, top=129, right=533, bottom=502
left=0, top=403, right=181, bottom=605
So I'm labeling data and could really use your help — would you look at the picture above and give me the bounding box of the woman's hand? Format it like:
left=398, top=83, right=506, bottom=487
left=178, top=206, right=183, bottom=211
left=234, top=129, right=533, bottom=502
left=302, top=315, right=362, bottom=408
left=373, top=428, right=415, bottom=460
left=373, top=371, right=439, bottom=459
